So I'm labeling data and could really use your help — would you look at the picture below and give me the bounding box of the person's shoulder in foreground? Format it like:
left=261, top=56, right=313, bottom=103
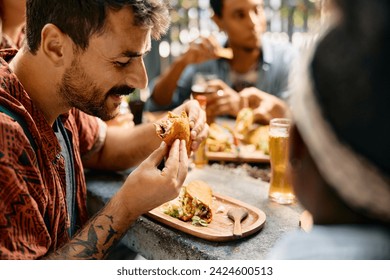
left=268, top=224, right=390, bottom=260
left=267, top=0, right=390, bottom=260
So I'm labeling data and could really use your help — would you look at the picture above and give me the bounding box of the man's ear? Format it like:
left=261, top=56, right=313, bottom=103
left=40, top=24, right=69, bottom=66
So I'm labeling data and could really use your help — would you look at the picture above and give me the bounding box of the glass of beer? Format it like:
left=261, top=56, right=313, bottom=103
left=268, top=118, right=295, bottom=204
left=191, top=73, right=217, bottom=98
left=191, top=73, right=217, bottom=124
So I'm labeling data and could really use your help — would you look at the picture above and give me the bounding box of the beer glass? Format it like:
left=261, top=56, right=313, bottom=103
left=192, top=95, right=208, bottom=168
left=191, top=73, right=218, bottom=124
left=191, top=73, right=217, bottom=98
left=268, top=118, right=295, bottom=204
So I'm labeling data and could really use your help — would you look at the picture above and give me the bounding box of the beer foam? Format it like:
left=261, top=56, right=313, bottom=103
left=269, top=128, right=289, bottom=138
left=191, top=84, right=206, bottom=93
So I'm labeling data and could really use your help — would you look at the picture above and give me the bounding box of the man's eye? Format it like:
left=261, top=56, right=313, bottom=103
left=233, top=11, right=245, bottom=19
left=114, top=60, right=131, bottom=67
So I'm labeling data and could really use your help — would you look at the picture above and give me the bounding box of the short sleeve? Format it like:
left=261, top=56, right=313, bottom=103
left=71, top=109, right=107, bottom=159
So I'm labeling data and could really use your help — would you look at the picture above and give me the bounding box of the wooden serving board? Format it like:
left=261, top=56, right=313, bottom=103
left=206, top=150, right=270, bottom=163
left=146, top=193, right=266, bottom=242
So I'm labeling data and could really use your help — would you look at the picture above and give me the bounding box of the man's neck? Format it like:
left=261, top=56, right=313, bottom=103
left=229, top=47, right=261, bottom=74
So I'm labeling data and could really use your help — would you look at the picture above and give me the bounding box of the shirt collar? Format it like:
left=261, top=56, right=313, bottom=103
left=0, top=48, right=18, bottom=61
left=0, top=50, right=63, bottom=161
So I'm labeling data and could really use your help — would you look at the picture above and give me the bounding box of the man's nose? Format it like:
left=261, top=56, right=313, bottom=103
left=247, top=10, right=258, bottom=28
left=126, top=58, right=148, bottom=89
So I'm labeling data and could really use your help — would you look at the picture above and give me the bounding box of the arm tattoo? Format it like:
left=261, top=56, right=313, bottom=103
left=46, top=212, right=123, bottom=259
left=104, top=225, right=118, bottom=246
left=72, top=226, right=99, bottom=258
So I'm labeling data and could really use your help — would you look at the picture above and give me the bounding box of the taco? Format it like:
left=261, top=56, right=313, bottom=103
left=155, top=111, right=191, bottom=157
left=162, top=180, right=213, bottom=226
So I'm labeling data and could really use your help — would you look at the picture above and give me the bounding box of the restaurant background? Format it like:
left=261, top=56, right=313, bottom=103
left=144, top=0, right=322, bottom=84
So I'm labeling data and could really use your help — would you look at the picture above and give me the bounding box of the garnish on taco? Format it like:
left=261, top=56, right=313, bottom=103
left=162, top=180, right=213, bottom=226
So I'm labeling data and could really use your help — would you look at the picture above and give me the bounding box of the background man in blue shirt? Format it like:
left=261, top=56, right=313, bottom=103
left=146, top=0, right=296, bottom=124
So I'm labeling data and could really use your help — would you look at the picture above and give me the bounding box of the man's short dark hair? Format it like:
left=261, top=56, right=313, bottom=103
left=26, top=0, right=170, bottom=54
left=210, top=0, right=223, bottom=18
left=210, top=0, right=267, bottom=18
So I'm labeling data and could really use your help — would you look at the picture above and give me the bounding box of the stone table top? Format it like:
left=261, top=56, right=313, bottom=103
left=86, top=164, right=303, bottom=260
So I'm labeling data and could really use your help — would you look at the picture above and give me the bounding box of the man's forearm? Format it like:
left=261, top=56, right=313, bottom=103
left=44, top=194, right=137, bottom=260
left=83, top=122, right=161, bottom=171
left=152, top=56, right=189, bottom=106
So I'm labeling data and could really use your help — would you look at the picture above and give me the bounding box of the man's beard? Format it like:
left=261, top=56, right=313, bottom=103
left=58, top=59, right=135, bottom=121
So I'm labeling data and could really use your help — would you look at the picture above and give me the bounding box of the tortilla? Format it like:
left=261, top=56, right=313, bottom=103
left=162, top=180, right=213, bottom=226
left=155, top=111, right=191, bottom=157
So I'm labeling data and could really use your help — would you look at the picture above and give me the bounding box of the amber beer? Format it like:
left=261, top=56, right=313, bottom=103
left=192, top=95, right=208, bottom=168
left=268, top=118, right=295, bottom=204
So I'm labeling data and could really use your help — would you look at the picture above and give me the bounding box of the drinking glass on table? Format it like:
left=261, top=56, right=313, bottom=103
left=191, top=73, right=217, bottom=98
left=268, top=118, right=295, bottom=204
left=191, top=73, right=218, bottom=124
left=192, top=95, right=208, bottom=168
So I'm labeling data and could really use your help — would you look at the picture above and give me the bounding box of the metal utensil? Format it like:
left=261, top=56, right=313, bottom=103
left=227, top=207, right=249, bottom=237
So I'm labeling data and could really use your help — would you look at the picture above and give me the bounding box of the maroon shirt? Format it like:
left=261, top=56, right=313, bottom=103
left=0, top=49, right=103, bottom=259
